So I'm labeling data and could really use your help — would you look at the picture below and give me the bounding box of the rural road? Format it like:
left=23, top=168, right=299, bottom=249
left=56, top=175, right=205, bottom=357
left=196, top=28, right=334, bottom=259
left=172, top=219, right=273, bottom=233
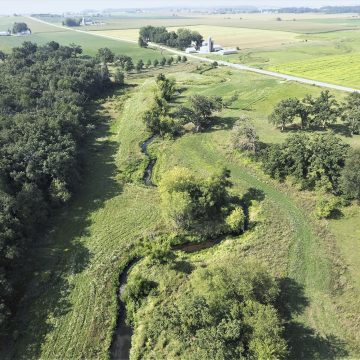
left=27, top=16, right=360, bottom=94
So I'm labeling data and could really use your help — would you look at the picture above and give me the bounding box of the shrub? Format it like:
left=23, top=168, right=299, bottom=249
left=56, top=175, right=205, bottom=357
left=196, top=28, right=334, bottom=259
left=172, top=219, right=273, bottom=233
left=226, top=207, right=245, bottom=234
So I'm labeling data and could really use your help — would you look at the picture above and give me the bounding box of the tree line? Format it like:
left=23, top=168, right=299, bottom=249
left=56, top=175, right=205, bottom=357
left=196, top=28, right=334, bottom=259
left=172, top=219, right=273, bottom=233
left=269, top=90, right=360, bottom=135
left=0, top=41, right=117, bottom=332
left=139, top=26, right=203, bottom=50
left=231, top=114, right=360, bottom=217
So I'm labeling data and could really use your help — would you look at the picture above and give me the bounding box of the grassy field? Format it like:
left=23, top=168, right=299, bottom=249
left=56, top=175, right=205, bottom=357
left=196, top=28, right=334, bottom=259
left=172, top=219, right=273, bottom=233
left=0, top=16, right=168, bottom=61
left=1, top=50, right=359, bottom=358
left=149, top=67, right=360, bottom=356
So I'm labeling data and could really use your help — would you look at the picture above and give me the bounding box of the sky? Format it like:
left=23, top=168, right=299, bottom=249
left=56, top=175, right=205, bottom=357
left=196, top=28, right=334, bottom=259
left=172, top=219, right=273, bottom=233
left=0, top=0, right=359, bottom=14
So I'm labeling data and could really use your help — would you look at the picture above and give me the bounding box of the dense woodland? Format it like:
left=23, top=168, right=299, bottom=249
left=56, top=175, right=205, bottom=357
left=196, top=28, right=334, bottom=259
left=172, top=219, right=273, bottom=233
left=0, top=41, right=112, bottom=332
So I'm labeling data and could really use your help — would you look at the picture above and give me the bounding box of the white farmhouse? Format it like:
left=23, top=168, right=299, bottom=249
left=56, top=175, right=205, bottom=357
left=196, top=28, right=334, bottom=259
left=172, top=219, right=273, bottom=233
left=0, top=31, right=10, bottom=36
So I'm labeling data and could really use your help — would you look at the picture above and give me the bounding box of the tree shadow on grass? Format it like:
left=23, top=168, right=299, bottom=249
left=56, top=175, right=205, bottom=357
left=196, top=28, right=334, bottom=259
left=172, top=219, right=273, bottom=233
left=240, top=187, right=266, bottom=230
left=276, top=277, right=349, bottom=359
left=204, top=116, right=238, bottom=133
left=3, top=100, right=123, bottom=360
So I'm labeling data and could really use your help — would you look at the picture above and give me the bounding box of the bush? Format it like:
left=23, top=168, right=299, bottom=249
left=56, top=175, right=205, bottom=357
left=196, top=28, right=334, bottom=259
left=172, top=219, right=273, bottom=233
left=226, top=207, right=245, bottom=234
left=315, top=194, right=340, bottom=219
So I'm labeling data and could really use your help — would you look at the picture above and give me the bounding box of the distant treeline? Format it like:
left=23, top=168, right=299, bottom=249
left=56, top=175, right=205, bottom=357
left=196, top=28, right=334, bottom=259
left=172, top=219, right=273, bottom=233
left=139, top=26, right=203, bottom=50
left=273, top=6, right=360, bottom=14
left=0, top=41, right=113, bottom=332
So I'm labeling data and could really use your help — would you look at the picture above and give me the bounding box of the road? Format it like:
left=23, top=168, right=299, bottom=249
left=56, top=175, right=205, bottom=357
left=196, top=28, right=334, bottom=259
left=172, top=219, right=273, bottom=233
left=27, top=16, right=360, bottom=94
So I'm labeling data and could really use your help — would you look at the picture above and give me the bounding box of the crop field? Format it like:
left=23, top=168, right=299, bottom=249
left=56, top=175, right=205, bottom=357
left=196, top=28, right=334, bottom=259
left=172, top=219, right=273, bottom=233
left=78, top=12, right=360, bottom=33
left=269, top=53, right=360, bottom=89
left=0, top=16, right=168, bottom=61
left=94, top=25, right=302, bottom=49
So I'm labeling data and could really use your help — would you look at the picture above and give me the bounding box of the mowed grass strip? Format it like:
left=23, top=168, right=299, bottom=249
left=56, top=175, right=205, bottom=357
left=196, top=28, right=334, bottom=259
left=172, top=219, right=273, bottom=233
left=4, top=83, right=164, bottom=360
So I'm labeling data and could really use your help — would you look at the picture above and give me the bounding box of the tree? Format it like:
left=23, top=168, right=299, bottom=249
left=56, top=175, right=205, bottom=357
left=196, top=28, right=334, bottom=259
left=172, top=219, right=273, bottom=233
left=296, top=95, right=313, bottom=129
left=138, top=36, right=148, bottom=48
left=145, top=59, right=152, bottom=68
left=12, top=22, right=29, bottom=33
left=115, top=54, right=132, bottom=69
left=143, top=96, right=169, bottom=134
left=261, top=132, right=349, bottom=192
left=62, top=18, right=80, bottom=27
left=268, top=98, right=299, bottom=131
left=342, top=92, right=360, bottom=135
left=342, top=149, right=360, bottom=200
left=160, top=57, right=166, bottom=66
left=311, top=90, right=339, bottom=128
left=114, top=69, right=125, bottom=86
left=124, top=58, right=134, bottom=72
left=0, top=51, right=5, bottom=62
left=166, top=57, right=173, bottom=66
left=187, top=95, right=223, bottom=132
left=153, top=59, right=159, bottom=68
left=176, top=55, right=182, bottom=63
left=156, top=73, right=176, bottom=101
left=135, top=59, right=144, bottom=72
left=231, top=119, right=259, bottom=153
left=69, top=43, right=82, bottom=57
left=181, top=55, right=188, bottom=63
left=96, top=47, right=114, bottom=64
left=132, top=259, right=288, bottom=359
left=159, top=167, right=232, bottom=230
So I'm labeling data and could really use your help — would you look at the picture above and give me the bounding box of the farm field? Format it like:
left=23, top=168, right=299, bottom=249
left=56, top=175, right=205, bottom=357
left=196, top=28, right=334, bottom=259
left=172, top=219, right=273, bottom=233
left=77, top=14, right=360, bottom=88
left=3, top=62, right=360, bottom=359
left=0, top=16, right=168, bottom=61
left=268, top=53, right=360, bottom=89
left=94, top=25, right=302, bottom=49
left=79, top=12, right=360, bottom=33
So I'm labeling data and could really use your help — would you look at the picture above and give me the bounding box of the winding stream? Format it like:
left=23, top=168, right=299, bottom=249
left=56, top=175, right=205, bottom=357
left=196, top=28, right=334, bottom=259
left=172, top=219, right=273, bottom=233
left=110, top=137, right=224, bottom=360
left=140, top=136, right=157, bottom=186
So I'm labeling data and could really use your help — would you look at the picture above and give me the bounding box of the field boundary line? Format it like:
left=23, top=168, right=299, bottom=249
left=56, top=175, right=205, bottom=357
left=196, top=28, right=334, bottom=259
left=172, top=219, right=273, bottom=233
left=27, top=16, right=360, bottom=93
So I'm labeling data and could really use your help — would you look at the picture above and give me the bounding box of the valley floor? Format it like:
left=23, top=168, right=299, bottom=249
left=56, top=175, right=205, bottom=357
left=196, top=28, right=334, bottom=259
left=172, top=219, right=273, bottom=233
left=2, top=65, right=360, bottom=359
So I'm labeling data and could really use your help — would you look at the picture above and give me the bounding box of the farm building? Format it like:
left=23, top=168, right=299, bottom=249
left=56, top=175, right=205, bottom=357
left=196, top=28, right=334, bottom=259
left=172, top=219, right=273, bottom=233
left=219, top=49, right=238, bottom=55
left=185, top=47, right=197, bottom=54
left=81, top=17, right=94, bottom=26
left=0, top=31, right=10, bottom=36
left=190, top=36, right=237, bottom=55
left=16, top=29, right=31, bottom=36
